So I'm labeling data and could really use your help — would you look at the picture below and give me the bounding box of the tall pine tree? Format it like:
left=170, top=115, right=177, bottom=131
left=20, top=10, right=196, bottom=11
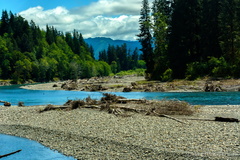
left=137, top=0, right=154, bottom=79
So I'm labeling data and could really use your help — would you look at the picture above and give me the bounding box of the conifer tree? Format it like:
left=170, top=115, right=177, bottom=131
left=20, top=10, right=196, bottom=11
left=137, top=0, right=154, bottom=79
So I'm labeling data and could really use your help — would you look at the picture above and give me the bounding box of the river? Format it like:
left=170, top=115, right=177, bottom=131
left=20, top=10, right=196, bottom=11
left=1, top=85, right=240, bottom=159
left=1, top=85, right=240, bottom=106
left=0, top=134, right=75, bottom=160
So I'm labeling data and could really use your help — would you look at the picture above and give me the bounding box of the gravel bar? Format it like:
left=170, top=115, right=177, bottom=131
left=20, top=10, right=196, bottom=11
left=0, top=105, right=239, bottom=159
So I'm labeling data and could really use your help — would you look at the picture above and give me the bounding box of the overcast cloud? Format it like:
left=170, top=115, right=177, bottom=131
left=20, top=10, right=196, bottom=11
left=19, top=0, right=154, bottom=40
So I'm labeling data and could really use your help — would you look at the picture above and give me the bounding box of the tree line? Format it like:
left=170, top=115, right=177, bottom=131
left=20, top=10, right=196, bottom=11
left=138, top=0, right=240, bottom=81
left=98, top=44, right=146, bottom=74
left=0, top=10, right=111, bottom=83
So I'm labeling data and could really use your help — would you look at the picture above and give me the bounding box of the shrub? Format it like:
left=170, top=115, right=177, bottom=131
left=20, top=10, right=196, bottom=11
left=161, top=68, right=173, bottom=82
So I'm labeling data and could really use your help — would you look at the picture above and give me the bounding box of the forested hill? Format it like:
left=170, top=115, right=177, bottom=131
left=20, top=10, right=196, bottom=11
left=84, top=37, right=141, bottom=59
left=0, top=10, right=112, bottom=83
left=139, top=0, right=240, bottom=81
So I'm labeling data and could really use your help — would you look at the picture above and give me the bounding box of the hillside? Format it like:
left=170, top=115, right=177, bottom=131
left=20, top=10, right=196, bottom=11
left=85, top=37, right=141, bottom=59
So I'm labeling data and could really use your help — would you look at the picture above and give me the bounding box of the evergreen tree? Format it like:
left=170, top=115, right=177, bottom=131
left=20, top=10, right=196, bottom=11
left=137, top=0, right=154, bottom=79
left=0, top=10, right=112, bottom=82
left=151, top=0, right=172, bottom=80
left=99, top=49, right=108, bottom=62
left=201, top=0, right=222, bottom=59
left=168, top=0, right=201, bottom=79
left=0, top=10, right=10, bottom=35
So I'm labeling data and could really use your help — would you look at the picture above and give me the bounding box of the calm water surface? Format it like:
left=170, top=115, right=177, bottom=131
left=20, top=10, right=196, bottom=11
left=0, top=134, right=75, bottom=160
left=0, top=85, right=240, bottom=105
left=1, top=85, right=240, bottom=159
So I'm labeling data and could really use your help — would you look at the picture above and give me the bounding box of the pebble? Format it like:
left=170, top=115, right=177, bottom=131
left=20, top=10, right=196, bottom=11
left=0, top=105, right=239, bottom=159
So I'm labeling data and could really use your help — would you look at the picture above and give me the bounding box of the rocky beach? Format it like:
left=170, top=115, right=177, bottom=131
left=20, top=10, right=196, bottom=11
left=21, top=76, right=240, bottom=92
left=1, top=76, right=240, bottom=159
left=0, top=103, right=239, bottom=159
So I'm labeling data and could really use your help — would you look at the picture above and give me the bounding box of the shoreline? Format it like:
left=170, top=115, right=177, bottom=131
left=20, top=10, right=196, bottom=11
left=19, top=76, right=240, bottom=92
left=0, top=105, right=239, bottom=159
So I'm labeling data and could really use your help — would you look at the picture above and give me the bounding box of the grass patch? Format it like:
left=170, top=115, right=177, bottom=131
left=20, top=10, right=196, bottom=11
left=115, top=69, right=145, bottom=76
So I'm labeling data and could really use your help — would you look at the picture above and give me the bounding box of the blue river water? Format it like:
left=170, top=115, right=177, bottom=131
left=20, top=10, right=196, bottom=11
left=1, top=85, right=240, bottom=159
left=0, top=134, right=75, bottom=160
left=1, top=84, right=240, bottom=105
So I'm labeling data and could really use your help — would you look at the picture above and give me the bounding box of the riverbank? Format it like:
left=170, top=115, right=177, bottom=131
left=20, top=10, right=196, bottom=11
left=0, top=105, right=239, bottom=159
left=20, top=75, right=240, bottom=92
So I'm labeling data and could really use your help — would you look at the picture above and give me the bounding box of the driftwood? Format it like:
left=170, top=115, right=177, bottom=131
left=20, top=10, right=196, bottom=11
left=0, top=149, right=22, bottom=158
left=0, top=101, right=11, bottom=106
left=153, top=111, right=188, bottom=124
left=39, top=105, right=69, bottom=113
left=215, top=117, right=239, bottom=122
left=117, top=99, right=146, bottom=104
left=117, top=106, right=146, bottom=113
left=185, top=117, right=239, bottom=123
left=84, top=105, right=101, bottom=109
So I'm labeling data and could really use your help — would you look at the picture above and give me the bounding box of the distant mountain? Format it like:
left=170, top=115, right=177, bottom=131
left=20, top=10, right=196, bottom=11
left=85, top=37, right=141, bottom=59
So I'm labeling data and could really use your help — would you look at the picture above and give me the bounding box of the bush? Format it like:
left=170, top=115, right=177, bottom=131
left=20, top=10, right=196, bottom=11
left=208, top=57, right=229, bottom=77
left=161, top=68, right=173, bottom=82
left=186, top=62, right=208, bottom=80
left=116, top=69, right=145, bottom=76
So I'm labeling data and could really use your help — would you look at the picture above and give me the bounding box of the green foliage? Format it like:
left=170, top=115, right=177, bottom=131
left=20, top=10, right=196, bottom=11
left=139, top=0, right=240, bottom=80
left=116, top=69, right=145, bottom=76
left=186, top=62, right=207, bottom=80
left=0, top=10, right=112, bottom=83
left=110, top=61, right=118, bottom=74
left=137, top=0, right=154, bottom=79
left=161, top=68, right=173, bottom=82
left=208, top=57, right=229, bottom=78
left=99, top=44, right=144, bottom=73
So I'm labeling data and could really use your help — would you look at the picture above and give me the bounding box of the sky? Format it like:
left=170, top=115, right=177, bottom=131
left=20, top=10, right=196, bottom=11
left=0, top=0, right=154, bottom=40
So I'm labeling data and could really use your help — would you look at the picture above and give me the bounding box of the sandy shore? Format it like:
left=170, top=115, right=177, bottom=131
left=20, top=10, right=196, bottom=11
left=0, top=105, right=239, bottom=159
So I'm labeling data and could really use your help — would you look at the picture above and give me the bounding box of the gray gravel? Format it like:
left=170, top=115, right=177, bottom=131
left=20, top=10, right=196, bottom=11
left=0, top=105, right=239, bottom=159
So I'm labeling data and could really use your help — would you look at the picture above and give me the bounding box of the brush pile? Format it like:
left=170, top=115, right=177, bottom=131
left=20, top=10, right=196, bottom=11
left=40, top=93, right=195, bottom=118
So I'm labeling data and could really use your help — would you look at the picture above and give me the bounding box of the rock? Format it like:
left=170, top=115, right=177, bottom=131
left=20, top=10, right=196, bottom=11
left=90, top=85, right=103, bottom=91
left=131, top=82, right=137, bottom=86
left=144, top=88, right=151, bottom=92
left=4, top=102, right=11, bottom=107
left=61, top=82, right=78, bottom=90
left=123, top=87, right=132, bottom=92
left=18, top=101, right=24, bottom=107
left=204, top=83, right=223, bottom=92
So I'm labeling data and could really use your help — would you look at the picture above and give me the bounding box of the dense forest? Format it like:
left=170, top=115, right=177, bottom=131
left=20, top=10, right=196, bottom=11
left=98, top=44, right=145, bottom=74
left=138, top=0, right=240, bottom=81
left=0, top=10, right=113, bottom=83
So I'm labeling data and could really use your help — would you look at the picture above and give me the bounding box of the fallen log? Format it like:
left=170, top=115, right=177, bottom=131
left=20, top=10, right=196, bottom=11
left=183, top=117, right=239, bottom=123
left=215, top=117, right=239, bottom=122
left=153, top=111, right=188, bottom=124
left=0, top=149, right=22, bottom=158
left=39, top=105, right=69, bottom=113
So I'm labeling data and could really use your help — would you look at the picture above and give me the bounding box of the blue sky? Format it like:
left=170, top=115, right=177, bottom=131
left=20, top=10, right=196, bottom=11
left=0, top=0, right=153, bottom=40
left=0, top=0, right=96, bottom=13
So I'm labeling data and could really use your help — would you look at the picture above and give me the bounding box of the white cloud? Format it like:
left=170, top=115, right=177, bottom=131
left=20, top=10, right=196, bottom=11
left=19, top=0, right=154, bottom=40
